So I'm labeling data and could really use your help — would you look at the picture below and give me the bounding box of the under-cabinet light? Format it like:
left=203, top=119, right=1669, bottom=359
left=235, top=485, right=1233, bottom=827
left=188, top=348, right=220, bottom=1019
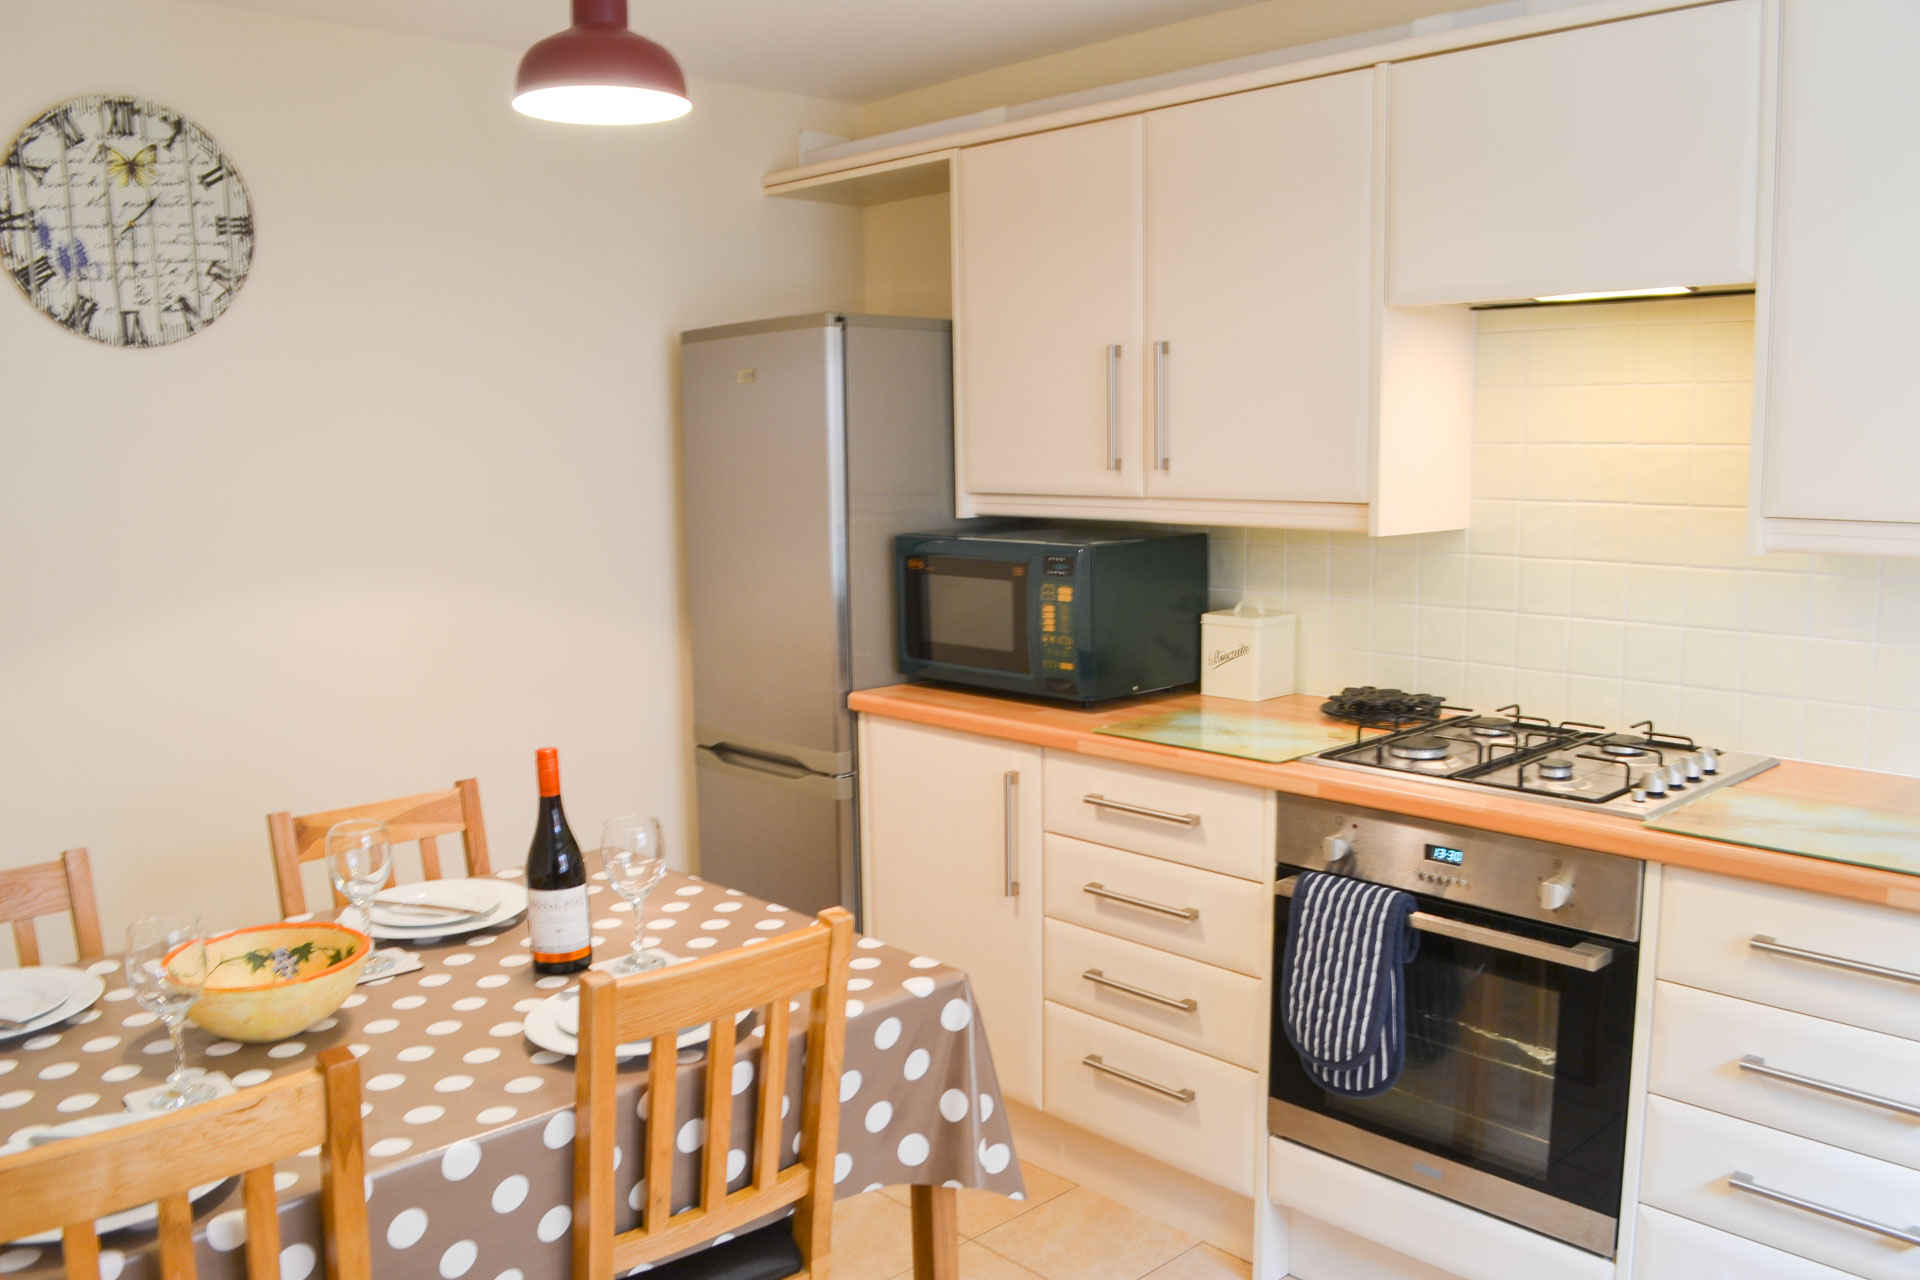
left=1532, top=286, right=1694, bottom=303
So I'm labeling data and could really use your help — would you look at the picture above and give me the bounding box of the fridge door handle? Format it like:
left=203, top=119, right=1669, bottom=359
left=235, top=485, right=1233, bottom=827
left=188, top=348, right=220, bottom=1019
left=694, top=744, right=853, bottom=802
left=706, top=742, right=814, bottom=779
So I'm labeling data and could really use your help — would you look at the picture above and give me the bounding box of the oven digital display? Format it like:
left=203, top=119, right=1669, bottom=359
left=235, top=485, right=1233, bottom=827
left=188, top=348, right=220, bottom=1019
left=1425, top=843, right=1466, bottom=866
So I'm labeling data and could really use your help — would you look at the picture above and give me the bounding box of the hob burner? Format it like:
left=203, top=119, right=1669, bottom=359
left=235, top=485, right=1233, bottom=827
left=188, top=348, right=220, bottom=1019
left=1598, top=742, right=1648, bottom=757
left=1388, top=736, right=1456, bottom=761
left=1536, top=758, right=1576, bottom=780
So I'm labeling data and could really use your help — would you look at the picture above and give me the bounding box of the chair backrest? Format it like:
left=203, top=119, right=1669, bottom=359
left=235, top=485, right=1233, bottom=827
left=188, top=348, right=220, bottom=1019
left=0, top=1046, right=369, bottom=1280
left=267, top=778, right=491, bottom=916
left=572, top=907, right=854, bottom=1280
left=0, top=849, right=104, bottom=966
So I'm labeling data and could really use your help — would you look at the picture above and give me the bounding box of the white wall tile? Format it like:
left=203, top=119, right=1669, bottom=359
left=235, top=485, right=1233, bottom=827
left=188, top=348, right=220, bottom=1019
left=1518, top=559, right=1573, bottom=615
left=1691, top=382, right=1751, bottom=444
left=1519, top=502, right=1575, bottom=558
left=1569, top=562, right=1628, bottom=620
left=1419, top=606, right=1467, bottom=661
left=1372, top=602, right=1418, bottom=655
left=1635, top=324, right=1696, bottom=383
left=1683, top=628, right=1744, bottom=691
left=1625, top=565, right=1689, bottom=626
left=1468, top=556, right=1519, bottom=611
left=1374, top=552, right=1419, bottom=604
left=1420, top=554, right=1469, bottom=607
left=1568, top=619, right=1625, bottom=677
left=1742, top=634, right=1807, bottom=698
left=1527, top=328, right=1581, bottom=385
left=1802, top=702, right=1872, bottom=767
left=1327, top=547, right=1372, bottom=599
left=1580, top=325, right=1638, bottom=385
left=1286, top=545, right=1330, bottom=596
left=1625, top=623, right=1684, bottom=675
left=1514, top=615, right=1569, bottom=671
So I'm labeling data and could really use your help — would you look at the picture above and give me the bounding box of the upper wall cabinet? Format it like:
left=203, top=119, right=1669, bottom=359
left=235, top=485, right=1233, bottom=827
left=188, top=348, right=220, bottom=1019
left=953, top=69, right=1473, bottom=535
left=1386, top=1, right=1764, bottom=305
left=1755, top=0, right=1920, bottom=556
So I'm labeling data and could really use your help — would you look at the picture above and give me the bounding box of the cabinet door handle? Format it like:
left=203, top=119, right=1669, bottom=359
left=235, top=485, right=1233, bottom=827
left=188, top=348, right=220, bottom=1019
left=1082, top=882, right=1198, bottom=921
left=1153, top=340, right=1170, bottom=471
left=1737, top=1055, right=1920, bottom=1120
left=1726, top=1173, right=1920, bottom=1247
left=1749, top=935, right=1920, bottom=987
left=1105, top=344, right=1123, bottom=472
left=1082, top=968, right=1197, bottom=1013
left=1003, top=771, right=1019, bottom=898
left=1082, top=1054, right=1195, bottom=1103
left=1081, top=793, right=1200, bottom=826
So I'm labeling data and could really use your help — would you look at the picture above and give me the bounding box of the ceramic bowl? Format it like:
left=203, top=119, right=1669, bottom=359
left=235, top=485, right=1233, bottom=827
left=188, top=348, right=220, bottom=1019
left=182, top=922, right=370, bottom=1042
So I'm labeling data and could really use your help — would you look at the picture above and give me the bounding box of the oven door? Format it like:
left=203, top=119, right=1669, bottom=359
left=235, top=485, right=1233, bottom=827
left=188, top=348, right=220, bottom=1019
left=1268, top=873, right=1638, bottom=1257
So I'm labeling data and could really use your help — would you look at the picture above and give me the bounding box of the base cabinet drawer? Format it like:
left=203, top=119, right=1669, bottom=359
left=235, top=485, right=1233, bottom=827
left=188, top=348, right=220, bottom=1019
left=1043, top=1001, right=1259, bottom=1194
left=1651, top=981, right=1920, bottom=1171
left=1043, top=918, right=1267, bottom=1069
left=1658, top=868, right=1920, bottom=1041
left=1043, top=753, right=1270, bottom=881
left=1641, top=1095, right=1920, bottom=1280
left=1634, top=1206, right=1860, bottom=1280
left=1043, top=833, right=1270, bottom=976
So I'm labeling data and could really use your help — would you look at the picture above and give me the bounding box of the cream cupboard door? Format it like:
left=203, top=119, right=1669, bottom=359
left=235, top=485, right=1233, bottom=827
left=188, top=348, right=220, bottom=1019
left=1142, top=70, right=1373, bottom=503
left=955, top=116, right=1144, bottom=498
left=1387, top=0, right=1763, bottom=304
left=1759, top=0, right=1920, bottom=549
left=859, top=717, right=1045, bottom=1106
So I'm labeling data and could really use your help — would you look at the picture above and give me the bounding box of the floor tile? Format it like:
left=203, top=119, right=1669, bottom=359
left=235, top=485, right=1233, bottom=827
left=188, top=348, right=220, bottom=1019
left=975, top=1187, right=1197, bottom=1280
left=1143, top=1244, right=1253, bottom=1280
left=830, top=1188, right=918, bottom=1280
left=886, top=1241, right=1049, bottom=1280
left=879, top=1161, right=1076, bottom=1237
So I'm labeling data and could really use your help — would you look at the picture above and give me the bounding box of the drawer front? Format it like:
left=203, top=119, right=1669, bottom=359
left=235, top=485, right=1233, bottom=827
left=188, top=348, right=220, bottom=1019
left=1658, top=868, right=1920, bottom=1042
left=1651, top=981, right=1920, bottom=1171
left=1043, top=1001, right=1259, bottom=1194
left=1043, top=918, right=1266, bottom=1069
left=1634, top=1206, right=1860, bottom=1280
left=1043, top=833, right=1271, bottom=977
left=1641, top=1095, right=1920, bottom=1280
left=1043, top=753, right=1270, bottom=881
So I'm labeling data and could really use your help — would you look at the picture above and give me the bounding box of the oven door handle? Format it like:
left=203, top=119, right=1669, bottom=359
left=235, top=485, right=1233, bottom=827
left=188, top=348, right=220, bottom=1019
left=1273, top=877, right=1614, bottom=972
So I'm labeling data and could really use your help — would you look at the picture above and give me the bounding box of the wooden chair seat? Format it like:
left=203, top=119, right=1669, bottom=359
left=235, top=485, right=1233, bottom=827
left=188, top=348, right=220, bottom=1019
left=0, top=849, right=103, bottom=966
left=572, top=907, right=854, bottom=1280
left=0, top=1046, right=369, bottom=1280
left=268, top=778, right=490, bottom=916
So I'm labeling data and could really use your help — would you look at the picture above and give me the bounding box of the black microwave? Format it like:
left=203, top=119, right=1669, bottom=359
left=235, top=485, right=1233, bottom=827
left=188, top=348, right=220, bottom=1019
left=895, top=529, right=1208, bottom=704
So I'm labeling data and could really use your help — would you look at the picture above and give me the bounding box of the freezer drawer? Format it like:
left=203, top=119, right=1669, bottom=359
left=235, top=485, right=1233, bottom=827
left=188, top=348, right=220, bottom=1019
left=693, top=743, right=854, bottom=918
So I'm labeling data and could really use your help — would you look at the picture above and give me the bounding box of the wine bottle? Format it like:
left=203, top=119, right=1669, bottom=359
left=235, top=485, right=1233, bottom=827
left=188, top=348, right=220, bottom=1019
left=526, top=747, right=591, bottom=976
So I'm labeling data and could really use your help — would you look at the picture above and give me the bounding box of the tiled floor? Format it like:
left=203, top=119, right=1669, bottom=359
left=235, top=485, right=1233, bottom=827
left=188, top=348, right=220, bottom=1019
left=829, top=1161, right=1252, bottom=1280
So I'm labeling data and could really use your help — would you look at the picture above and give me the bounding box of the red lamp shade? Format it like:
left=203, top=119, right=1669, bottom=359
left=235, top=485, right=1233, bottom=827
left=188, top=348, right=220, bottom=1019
left=513, top=0, right=690, bottom=125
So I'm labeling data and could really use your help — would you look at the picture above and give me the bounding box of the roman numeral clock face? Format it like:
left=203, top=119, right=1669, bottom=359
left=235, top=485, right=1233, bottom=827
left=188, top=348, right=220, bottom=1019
left=1, top=95, right=252, bottom=347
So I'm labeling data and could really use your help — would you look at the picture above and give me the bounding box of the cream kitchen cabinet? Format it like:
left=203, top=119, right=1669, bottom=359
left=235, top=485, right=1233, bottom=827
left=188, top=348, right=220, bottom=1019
left=1387, top=0, right=1763, bottom=305
left=858, top=716, right=1045, bottom=1106
left=954, top=69, right=1472, bottom=536
left=1754, top=0, right=1920, bottom=555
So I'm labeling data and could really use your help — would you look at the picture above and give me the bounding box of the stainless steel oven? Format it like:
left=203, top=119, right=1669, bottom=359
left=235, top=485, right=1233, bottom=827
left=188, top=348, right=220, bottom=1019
left=1268, top=797, right=1643, bottom=1257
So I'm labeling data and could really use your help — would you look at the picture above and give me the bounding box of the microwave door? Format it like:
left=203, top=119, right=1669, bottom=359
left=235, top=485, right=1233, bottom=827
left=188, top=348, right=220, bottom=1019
left=904, top=555, right=1033, bottom=675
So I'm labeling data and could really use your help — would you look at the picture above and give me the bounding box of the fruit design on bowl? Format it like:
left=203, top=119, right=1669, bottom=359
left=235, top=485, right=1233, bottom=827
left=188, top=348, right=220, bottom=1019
left=181, top=922, right=370, bottom=1042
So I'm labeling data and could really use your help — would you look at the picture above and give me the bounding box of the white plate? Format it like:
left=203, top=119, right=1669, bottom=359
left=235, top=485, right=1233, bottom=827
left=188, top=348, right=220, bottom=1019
left=0, top=967, right=107, bottom=1041
left=522, top=987, right=749, bottom=1061
left=0, top=1115, right=230, bottom=1244
left=367, top=879, right=528, bottom=940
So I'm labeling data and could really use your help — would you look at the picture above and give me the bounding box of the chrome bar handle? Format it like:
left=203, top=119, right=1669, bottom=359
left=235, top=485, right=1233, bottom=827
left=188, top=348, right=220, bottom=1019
left=1082, top=968, right=1198, bottom=1013
left=1082, top=1054, right=1195, bottom=1103
left=1082, top=793, right=1200, bottom=826
left=1083, top=882, right=1199, bottom=921
left=1273, top=877, right=1613, bottom=972
left=1105, top=344, right=1123, bottom=471
left=1153, top=340, right=1171, bottom=470
left=1749, top=935, right=1920, bottom=987
left=1737, top=1055, right=1920, bottom=1119
left=1727, top=1173, right=1920, bottom=1246
left=1003, top=771, right=1019, bottom=898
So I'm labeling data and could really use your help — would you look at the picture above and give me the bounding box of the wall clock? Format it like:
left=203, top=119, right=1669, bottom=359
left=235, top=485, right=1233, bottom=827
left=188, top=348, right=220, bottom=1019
left=1, top=95, right=253, bottom=347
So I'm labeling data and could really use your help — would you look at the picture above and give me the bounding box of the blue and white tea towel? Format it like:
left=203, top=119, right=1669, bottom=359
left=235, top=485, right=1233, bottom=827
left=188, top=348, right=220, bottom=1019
left=1280, top=871, right=1420, bottom=1098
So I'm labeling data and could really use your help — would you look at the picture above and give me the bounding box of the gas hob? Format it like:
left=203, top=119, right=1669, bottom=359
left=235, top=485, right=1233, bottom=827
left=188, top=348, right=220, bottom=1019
left=1309, top=706, right=1777, bottom=819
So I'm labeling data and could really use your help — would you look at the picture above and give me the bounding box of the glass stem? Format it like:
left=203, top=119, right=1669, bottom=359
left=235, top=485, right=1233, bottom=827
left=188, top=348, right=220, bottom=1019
left=167, top=1020, right=189, bottom=1092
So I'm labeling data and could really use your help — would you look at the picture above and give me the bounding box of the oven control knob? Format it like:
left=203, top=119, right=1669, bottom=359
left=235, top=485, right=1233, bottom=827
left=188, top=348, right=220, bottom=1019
left=1698, top=748, right=1720, bottom=775
left=1322, top=835, right=1354, bottom=865
left=1640, top=771, right=1669, bottom=797
left=1682, top=754, right=1704, bottom=782
left=1539, top=870, right=1575, bottom=912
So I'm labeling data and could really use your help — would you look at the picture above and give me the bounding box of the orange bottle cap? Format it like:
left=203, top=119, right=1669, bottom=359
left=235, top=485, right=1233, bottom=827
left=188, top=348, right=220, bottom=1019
left=536, top=747, right=560, bottom=797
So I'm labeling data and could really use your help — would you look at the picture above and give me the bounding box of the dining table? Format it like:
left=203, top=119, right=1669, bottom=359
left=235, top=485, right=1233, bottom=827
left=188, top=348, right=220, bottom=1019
left=0, top=867, right=1025, bottom=1280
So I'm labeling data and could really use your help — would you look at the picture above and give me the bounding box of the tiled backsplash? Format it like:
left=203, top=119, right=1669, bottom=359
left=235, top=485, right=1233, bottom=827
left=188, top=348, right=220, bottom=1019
left=1206, top=294, right=1920, bottom=774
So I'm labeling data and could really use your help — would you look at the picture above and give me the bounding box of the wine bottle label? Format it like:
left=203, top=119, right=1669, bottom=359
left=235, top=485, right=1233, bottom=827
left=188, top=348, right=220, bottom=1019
left=527, top=886, right=591, bottom=961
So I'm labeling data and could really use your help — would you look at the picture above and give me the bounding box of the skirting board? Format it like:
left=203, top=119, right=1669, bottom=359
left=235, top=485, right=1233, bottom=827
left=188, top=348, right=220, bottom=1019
left=1004, top=1099, right=1255, bottom=1260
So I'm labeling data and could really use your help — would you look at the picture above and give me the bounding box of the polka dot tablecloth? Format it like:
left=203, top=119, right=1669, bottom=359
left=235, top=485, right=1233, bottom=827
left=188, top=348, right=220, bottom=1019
left=0, top=870, right=1024, bottom=1280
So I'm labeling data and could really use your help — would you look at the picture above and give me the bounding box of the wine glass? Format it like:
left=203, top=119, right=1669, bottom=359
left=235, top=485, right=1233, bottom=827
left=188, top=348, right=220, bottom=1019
left=125, top=916, right=219, bottom=1110
left=327, top=818, right=397, bottom=979
left=598, top=815, right=670, bottom=974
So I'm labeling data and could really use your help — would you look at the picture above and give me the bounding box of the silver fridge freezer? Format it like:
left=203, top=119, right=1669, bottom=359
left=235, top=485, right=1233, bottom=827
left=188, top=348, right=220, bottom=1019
left=680, top=314, right=955, bottom=918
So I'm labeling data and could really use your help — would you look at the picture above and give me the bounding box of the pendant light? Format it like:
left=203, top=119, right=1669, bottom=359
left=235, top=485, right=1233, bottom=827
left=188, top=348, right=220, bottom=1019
left=513, top=0, right=690, bottom=126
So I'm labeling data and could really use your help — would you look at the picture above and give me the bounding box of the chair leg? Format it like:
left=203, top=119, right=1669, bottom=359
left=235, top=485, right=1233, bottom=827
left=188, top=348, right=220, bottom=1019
left=909, top=1186, right=958, bottom=1280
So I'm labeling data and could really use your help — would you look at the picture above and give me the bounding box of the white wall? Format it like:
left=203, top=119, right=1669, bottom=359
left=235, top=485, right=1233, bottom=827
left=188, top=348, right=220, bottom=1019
left=1208, top=295, right=1920, bottom=776
left=0, top=0, right=862, bottom=955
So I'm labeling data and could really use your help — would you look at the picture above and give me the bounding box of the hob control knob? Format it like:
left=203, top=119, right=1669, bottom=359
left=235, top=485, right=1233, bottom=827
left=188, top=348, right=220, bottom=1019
left=1641, top=771, right=1669, bottom=797
left=1665, top=764, right=1688, bottom=789
left=1323, top=834, right=1354, bottom=865
left=1539, top=870, right=1575, bottom=912
left=1698, top=748, right=1720, bottom=775
left=1682, top=754, right=1704, bottom=782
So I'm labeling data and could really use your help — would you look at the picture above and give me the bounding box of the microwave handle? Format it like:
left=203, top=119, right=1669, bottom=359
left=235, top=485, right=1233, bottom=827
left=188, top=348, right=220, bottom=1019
left=1274, top=876, right=1614, bottom=972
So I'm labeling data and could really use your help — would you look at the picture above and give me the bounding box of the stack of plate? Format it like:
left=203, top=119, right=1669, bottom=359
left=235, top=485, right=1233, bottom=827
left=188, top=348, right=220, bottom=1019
left=365, top=879, right=528, bottom=941
left=0, top=966, right=106, bottom=1041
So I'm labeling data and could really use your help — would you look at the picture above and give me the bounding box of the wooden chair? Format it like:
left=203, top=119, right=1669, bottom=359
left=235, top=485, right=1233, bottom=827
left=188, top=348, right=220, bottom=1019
left=0, top=1046, right=369, bottom=1280
left=268, top=778, right=491, bottom=916
left=572, top=907, right=854, bottom=1280
left=0, top=849, right=104, bottom=966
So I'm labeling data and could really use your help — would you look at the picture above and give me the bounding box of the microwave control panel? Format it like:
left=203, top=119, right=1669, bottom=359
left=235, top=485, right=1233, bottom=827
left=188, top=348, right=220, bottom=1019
left=1039, top=577, right=1076, bottom=676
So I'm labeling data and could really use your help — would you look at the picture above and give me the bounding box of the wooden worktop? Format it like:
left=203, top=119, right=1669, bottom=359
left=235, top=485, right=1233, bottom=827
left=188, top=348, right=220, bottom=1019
left=848, top=684, right=1920, bottom=913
